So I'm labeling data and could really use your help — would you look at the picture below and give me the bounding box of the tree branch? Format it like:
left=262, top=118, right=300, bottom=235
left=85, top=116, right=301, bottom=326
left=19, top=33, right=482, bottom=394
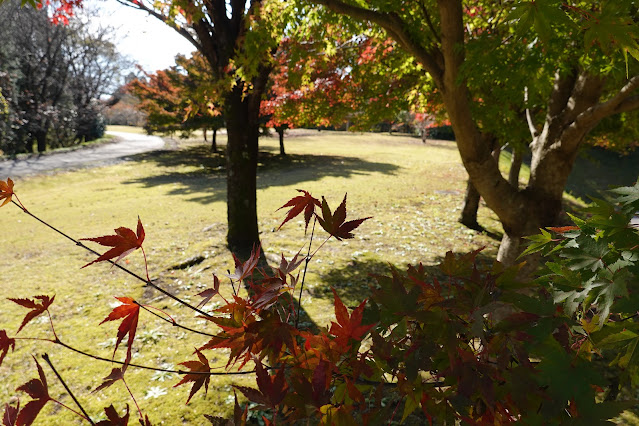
left=418, top=0, right=440, bottom=42
left=313, top=0, right=444, bottom=86
left=524, top=87, right=538, bottom=140
left=561, top=74, right=639, bottom=147
left=116, top=0, right=202, bottom=53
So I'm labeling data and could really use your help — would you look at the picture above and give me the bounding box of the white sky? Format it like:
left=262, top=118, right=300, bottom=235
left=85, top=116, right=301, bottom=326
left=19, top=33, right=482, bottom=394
left=87, top=0, right=195, bottom=73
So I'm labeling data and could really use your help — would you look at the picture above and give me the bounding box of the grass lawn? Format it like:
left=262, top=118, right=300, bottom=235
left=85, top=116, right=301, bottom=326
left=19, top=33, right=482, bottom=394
left=0, top=128, right=632, bottom=424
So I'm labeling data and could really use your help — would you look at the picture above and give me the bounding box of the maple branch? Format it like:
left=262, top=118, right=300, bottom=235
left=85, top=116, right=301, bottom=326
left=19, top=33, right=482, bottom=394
left=52, top=338, right=259, bottom=376
left=46, top=310, right=59, bottom=341
left=134, top=301, right=218, bottom=338
left=296, top=217, right=316, bottom=328
left=41, top=353, right=95, bottom=425
left=11, top=201, right=213, bottom=318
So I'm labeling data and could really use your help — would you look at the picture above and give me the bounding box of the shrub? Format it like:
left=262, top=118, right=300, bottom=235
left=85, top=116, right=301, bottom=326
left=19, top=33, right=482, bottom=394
left=0, top=178, right=638, bottom=425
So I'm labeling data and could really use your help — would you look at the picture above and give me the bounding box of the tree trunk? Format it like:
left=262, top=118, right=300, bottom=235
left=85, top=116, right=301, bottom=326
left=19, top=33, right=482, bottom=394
left=203, top=128, right=208, bottom=142
left=459, top=179, right=482, bottom=230
left=278, top=128, right=285, bottom=156
left=508, top=150, right=523, bottom=188
left=459, top=143, right=501, bottom=231
left=225, top=85, right=261, bottom=258
left=35, top=130, right=47, bottom=153
left=211, top=128, right=217, bottom=153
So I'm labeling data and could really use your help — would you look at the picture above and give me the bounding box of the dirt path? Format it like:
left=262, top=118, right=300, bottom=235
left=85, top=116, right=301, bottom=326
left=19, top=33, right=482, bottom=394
left=0, top=131, right=164, bottom=178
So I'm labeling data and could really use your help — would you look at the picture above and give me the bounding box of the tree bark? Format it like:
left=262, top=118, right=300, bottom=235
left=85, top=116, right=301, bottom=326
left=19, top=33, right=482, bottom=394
left=225, top=84, right=261, bottom=258
left=508, top=150, right=523, bottom=188
left=278, top=128, right=285, bottom=156
left=203, top=128, right=208, bottom=142
left=459, top=179, right=482, bottom=230
left=35, top=130, right=47, bottom=153
left=211, top=128, right=217, bottom=153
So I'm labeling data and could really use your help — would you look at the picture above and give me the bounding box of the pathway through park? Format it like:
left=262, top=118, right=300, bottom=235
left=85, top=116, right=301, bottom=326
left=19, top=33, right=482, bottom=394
left=0, top=131, right=164, bottom=178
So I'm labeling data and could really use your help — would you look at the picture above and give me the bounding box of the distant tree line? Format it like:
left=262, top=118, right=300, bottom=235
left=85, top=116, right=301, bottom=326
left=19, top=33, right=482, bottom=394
left=0, top=1, right=125, bottom=156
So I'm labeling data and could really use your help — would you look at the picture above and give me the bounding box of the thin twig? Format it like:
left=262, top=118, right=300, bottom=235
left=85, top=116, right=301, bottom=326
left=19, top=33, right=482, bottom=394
left=226, top=272, right=238, bottom=297
left=122, top=377, right=143, bottom=420
left=296, top=217, right=316, bottom=328
left=46, top=310, right=59, bottom=341
left=134, top=301, right=218, bottom=337
left=42, top=353, right=95, bottom=425
left=52, top=338, right=258, bottom=376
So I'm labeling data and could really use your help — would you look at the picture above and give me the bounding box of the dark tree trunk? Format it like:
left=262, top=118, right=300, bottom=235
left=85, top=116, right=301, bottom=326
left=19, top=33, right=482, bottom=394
left=459, top=179, right=482, bottom=230
left=508, top=150, right=523, bottom=188
left=224, top=85, right=261, bottom=259
left=203, top=128, right=208, bottom=142
left=459, top=143, right=500, bottom=231
left=35, top=130, right=47, bottom=153
left=211, top=128, right=217, bottom=153
left=278, top=128, right=285, bottom=156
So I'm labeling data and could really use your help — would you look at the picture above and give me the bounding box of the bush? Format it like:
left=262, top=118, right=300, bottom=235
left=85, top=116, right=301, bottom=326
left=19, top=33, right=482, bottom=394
left=1, top=179, right=638, bottom=425
left=424, top=125, right=455, bottom=141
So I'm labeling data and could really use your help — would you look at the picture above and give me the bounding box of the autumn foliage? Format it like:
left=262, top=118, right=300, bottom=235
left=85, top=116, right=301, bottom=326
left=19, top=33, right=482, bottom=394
left=1, top=177, right=639, bottom=424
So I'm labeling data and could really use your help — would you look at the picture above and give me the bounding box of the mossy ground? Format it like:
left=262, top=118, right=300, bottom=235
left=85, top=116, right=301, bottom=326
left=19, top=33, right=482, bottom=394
left=0, top=127, right=633, bottom=424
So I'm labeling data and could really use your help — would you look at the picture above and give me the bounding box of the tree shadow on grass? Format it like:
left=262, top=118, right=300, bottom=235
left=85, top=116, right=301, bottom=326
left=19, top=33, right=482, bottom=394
left=123, top=144, right=400, bottom=204
left=311, top=250, right=496, bottom=307
left=566, top=146, right=639, bottom=200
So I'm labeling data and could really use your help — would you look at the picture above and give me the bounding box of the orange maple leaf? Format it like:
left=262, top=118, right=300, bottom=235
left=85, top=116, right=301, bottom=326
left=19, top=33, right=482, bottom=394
left=0, top=178, right=14, bottom=208
left=329, top=288, right=374, bottom=348
left=81, top=218, right=145, bottom=268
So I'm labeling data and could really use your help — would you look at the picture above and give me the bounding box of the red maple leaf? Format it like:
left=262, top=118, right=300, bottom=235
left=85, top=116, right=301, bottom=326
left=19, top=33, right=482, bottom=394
left=81, top=218, right=145, bottom=268
left=93, top=366, right=127, bottom=394
left=8, top=295, right=55, bottom=334
left=235, top=360, right=288, bottom=409
left=277, top=189, right=321, bottom=231
left=329, top=289, right=375, bottom=348
left=196, top=275, right=222, bottom=308
left=16, top=357, right=51, bottom=426
left=0, top=178, right=14, bottom=208
left=0, top=330, right=16, bottom=367
left=227, top=245, right=261, bottom=282
left=174, top=348, right=211, bottom=404
left=95, top=404, right=130, bottom=426
left=100, top=297, right=140, bottom=363
left=2, top=401, right=18, bottom=426
left=275, top=252, right=305, bottom=278
left=317, top=194, right=371, bottom=240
